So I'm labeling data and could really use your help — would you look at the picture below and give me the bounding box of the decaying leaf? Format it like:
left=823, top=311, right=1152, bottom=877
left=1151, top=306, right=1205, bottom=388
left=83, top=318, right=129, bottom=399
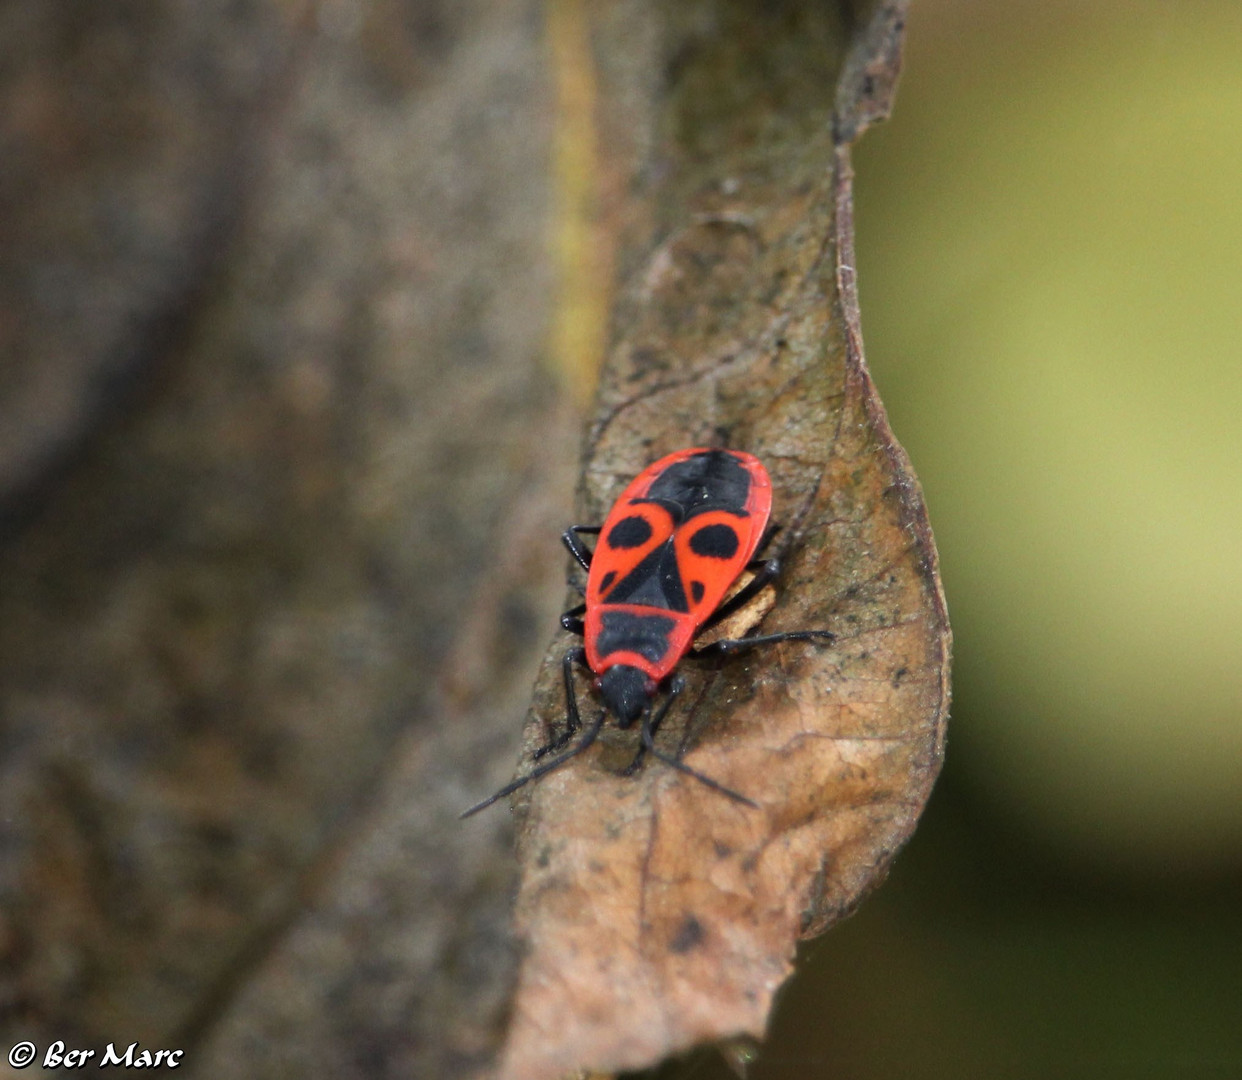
left=491, top=2, right=949, bottom=1078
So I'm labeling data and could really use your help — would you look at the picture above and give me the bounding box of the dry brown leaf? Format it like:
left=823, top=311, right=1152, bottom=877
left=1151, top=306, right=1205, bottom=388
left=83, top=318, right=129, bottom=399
left=490, top=2, right=948, bottom=1077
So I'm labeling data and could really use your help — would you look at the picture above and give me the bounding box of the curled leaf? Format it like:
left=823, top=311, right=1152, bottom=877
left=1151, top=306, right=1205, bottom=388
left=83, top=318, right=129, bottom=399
left=494, top=2, right=948, bottom=1077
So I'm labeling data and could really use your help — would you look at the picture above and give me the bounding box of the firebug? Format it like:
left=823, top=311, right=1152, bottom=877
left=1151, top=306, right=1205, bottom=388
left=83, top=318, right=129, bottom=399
left=462, top=447, right=832, bottom=816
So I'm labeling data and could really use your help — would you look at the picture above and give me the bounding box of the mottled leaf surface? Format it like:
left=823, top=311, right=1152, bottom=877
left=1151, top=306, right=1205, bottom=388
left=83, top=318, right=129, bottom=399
left=495, top=2, right=949, bottom=1077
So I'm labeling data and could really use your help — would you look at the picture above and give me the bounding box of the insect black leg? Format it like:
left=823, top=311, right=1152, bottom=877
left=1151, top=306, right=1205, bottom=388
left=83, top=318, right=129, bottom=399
left=690, top=628, right=835, bottom=660
left=533, top=646, right=588, bottom=759
left=460, top=649, right=607, bottom=818
left=560, top=602, right=586, bottom=635
left=696, top=557, right=782, bottom=633
left=752, top=521, right=782, bottom=561
left=562, top=525, right=600, bottom=574
left=633, top=675, right=758, bottom=808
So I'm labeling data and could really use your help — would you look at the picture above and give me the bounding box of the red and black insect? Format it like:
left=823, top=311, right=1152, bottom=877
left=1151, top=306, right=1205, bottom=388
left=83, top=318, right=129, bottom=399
left=462, top=447, right=832, bottom=817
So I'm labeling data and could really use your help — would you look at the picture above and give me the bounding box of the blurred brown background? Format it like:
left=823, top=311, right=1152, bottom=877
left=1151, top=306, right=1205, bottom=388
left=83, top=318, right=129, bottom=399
left=1, top=0, right=568, bottom=1075
left=2, top=0, right=1240, bottom=1078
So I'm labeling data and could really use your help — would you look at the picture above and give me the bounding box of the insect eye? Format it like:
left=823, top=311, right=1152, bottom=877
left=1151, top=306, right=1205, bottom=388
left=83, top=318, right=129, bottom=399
left=688, top=522, right=739, bottom=559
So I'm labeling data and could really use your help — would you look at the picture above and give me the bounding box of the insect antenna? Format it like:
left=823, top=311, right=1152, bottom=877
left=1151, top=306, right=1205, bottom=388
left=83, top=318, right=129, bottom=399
left=638, top=677, right=758, bottom=809
left=459, top=708, right=607, bottom=819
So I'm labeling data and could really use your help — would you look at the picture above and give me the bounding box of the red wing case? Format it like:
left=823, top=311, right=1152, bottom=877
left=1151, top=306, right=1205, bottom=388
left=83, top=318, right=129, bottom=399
left=584, top=449, right=771, bottom=679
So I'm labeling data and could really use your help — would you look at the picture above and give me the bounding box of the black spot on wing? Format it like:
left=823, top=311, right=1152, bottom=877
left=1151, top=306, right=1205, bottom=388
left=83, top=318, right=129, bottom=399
left=599, top=570, right=616, bottom=594
left=607, top=514, right=653, bottom=549
left=689, top=522, right=740, bottom=559
left=690, top=580, right=705, bottom=604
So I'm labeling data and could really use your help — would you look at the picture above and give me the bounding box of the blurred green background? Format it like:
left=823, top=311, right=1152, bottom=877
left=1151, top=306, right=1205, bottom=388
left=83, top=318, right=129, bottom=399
left=660, top=1, right=1242, bottom=1077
